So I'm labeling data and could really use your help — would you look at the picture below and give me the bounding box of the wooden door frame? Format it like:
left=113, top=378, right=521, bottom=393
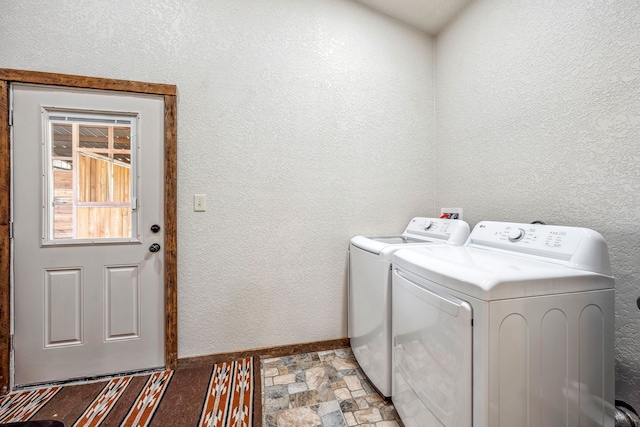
left=0, top=69, right=178, bottom=393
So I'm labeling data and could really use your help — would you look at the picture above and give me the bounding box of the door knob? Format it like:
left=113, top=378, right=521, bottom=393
left=151, top=224, right=161, bottom=233
left=149, top=243, right=161, bottom=253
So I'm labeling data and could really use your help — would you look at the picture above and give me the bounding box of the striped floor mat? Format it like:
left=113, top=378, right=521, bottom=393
left=0, top=357, right=258, bottom=427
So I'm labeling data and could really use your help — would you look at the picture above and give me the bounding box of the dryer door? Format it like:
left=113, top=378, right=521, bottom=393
left=392, top=269, right=472, bottom=427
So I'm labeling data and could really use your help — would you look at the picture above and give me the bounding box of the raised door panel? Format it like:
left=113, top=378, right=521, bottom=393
left=45, top=268, right=83, bottom=347
left=105, top=265, right=140, bottom=340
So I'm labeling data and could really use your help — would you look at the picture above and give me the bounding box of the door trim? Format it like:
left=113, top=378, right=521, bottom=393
left=0, top=68, right=178, bottom=393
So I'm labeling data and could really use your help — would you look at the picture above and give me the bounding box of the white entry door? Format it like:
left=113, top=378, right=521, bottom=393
left=12, top=84, right=165, bottom=387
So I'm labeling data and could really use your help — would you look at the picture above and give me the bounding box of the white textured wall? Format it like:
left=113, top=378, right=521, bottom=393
left=436, top=0, right=640, bottom=409
left=0, top=1, right=435, bottom=357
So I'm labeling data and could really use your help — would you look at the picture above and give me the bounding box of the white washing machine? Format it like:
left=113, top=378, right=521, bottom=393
left=391, top=221, right=615, bottom=427
left=348, top=217, right=470, bottom=398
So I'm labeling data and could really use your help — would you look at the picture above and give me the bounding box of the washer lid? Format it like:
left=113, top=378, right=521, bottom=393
left=350, top=217, right=470, bottom=255
left=350, top=235, right=440, bottom=256
left=392, top=245, right=614, bottom=301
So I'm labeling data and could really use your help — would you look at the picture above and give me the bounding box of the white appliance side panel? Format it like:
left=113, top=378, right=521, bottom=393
left=348, top=245, right=393, bottom=396
left=489, top=290, right=615, bottom=427
left=392, top=271, right=472, bottom=427
left=579, top=300, right=615, bottom=427
left=497, top=313, right=531, bottom=427
left=540, top=309, right=570, bottom=425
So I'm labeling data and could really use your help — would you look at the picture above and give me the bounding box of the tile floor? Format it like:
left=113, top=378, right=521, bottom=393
left=261, top=348, right=404, bottom=427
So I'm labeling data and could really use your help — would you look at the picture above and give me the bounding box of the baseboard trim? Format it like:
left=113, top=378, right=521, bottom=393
left=177, top=337, right=350, bottom=370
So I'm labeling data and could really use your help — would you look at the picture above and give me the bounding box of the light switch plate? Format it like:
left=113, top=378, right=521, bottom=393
left=194, top=194, right=206, bottom=212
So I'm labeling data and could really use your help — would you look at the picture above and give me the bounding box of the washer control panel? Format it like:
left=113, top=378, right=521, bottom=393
left=406, top=218, right=453, bottom=236
left=469, top=221, right=588, bottom=260
left=467, top=221, right=611, bottom=275
left=403, top=217, right=470, bottom=245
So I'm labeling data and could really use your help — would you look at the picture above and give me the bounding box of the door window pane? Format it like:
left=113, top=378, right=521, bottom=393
left=79, top=125, right=109, bottom=150
left=46, top=112, right=137, bottom=243
left=52, top=124, right=74, bottom=239
left=114, top=126, right=132, bottom=165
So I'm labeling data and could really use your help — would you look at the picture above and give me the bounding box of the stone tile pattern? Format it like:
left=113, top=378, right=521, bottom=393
left=261, top=348, right=404, bottom=427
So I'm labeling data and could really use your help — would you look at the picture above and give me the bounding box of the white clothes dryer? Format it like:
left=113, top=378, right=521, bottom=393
left=348, top=217, right=470, bottom=397
left=391, top=221, right=615, bottom=427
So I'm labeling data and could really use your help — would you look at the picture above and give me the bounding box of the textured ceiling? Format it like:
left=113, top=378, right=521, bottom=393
left=353, top=0, right=474, bottom=35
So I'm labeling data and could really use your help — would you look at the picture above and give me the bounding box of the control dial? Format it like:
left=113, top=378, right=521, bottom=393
left=508, top=228, right=526, bottom=242
left=422, top=221, right=433, bottom=230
